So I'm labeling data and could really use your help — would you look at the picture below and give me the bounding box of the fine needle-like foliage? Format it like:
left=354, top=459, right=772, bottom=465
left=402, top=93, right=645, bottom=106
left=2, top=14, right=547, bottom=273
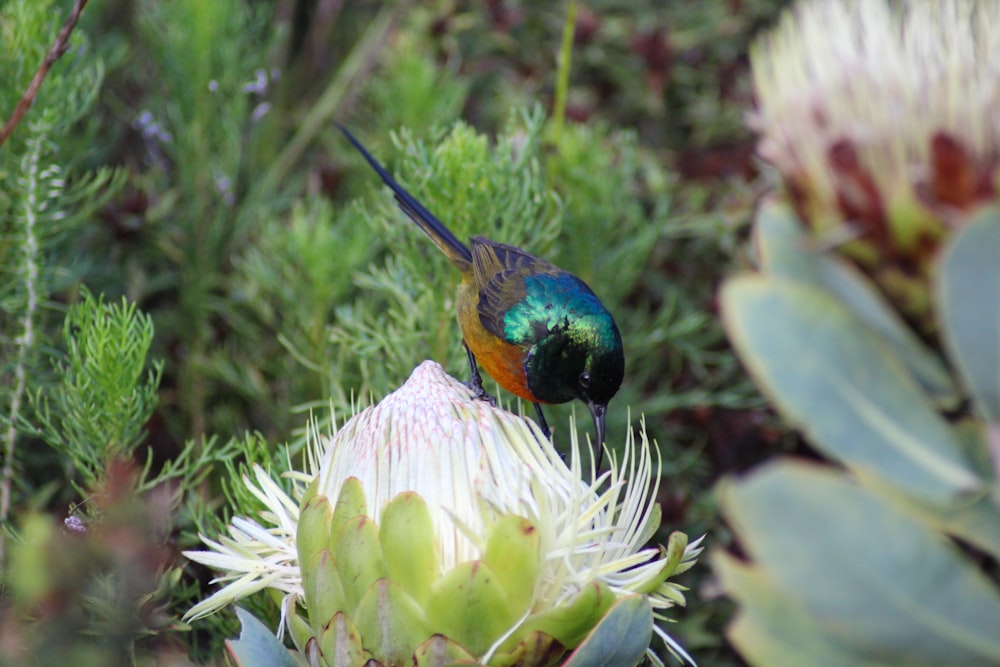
left=28, top=289, right=163, bottom=488
left=0, top=0, right=121, bottom=567
left=2, top=277, right=263, bottom=666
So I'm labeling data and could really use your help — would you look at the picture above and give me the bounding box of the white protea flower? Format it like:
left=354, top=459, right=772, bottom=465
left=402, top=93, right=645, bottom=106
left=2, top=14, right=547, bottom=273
left=748, top=0, right=1000, bottom=325
left=184, top=361, right=701, bottom=666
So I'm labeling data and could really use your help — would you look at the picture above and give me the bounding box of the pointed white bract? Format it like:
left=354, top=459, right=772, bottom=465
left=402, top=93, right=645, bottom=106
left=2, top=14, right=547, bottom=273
left=750, top=0, right=1000, bottom=218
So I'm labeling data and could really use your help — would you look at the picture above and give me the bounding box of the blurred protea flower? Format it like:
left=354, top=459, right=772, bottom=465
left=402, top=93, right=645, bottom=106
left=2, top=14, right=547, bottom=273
left=184, top=361, right=701, bottom=666
left=749, top=0, right=1000, bottom=327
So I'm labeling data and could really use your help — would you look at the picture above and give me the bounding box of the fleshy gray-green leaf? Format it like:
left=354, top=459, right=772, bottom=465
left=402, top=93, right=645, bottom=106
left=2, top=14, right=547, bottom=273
left=938, top=206, right=1000, bottom=424
left=714, top=552, right=883, bottom=667
left=854, top=469, right=1000, bottom=562
left=226, top=607, right=302, bottom=667
left=721, top=274, right=980, bottom=501
left=562, top=595, right=652, bottom=667
left=717, top=462, right=1000, bottom=666
left=753, top=200, right=955, bottom=406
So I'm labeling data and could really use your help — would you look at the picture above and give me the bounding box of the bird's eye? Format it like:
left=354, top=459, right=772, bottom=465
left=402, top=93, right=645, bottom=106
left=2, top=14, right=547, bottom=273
left=579, top=371, right=591, bottom=388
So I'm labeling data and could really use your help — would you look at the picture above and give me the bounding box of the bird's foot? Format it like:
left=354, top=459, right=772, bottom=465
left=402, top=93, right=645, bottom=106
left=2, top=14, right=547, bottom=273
left=533, top=403, right=551, bottom=440
left=530, top=404, right=564, bottom=459
left=463, top=341, right=496, bottom=406
left=466, top=377, right=497, bottom=406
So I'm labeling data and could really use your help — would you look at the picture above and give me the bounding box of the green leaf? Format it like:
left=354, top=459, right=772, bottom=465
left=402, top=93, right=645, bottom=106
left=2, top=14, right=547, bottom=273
left=301, top=551, right=346, bottom=636
left=379, top=492, right=440, bottom=606
left=513, top=581, right=616, bottom=649
left=854, top=466, right=1000, bottom=563
left=489, top=631, right=564, bottom=667
left=426, top=560, right=516, bottom=657
left=633, top=530, right=688, bottom=595
left=483, top=515, right=541, bottom=615
left=354, top=579, right=433, bottom=665
left=318, top=611, right=370, bottom=667
left=226, top=607, right=300, bottom=667
left=287, top=607, right=313, bottom=654
left=717, top=462, right=1000, bottom=665
left=297, top=495, right=334, bottom=577
left=299, top=477, right=321, bottom=509
left=938, top=206, right=1000, bottom=423
left=713, top=554, right=880, bottom=667
left=32, top=288, right=163, bottom=484
left=330, top=477, right=368, bottom=543
left=721, top=275, right=980, bottom=501
left=754, top=201, right=955, bottom=405
left=562, top=595, right=651, bottom=667
left=413, top=634, right=479, bottom=667
left=332, top=515, right=386, bottom=613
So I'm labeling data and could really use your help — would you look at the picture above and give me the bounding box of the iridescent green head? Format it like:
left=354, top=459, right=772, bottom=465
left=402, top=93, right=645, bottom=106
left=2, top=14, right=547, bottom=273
left=524, top=308, right=624, bottom=405
left=513, top=273, right=625, bottom=446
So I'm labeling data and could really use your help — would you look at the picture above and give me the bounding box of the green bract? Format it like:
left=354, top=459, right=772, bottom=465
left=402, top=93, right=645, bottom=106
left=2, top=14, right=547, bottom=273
left=293, top=489, right=578, bottom=664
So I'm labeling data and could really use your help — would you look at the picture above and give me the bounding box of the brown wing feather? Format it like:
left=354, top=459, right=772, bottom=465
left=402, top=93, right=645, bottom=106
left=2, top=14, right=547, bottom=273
left=470, top=236, right=557, bottom=341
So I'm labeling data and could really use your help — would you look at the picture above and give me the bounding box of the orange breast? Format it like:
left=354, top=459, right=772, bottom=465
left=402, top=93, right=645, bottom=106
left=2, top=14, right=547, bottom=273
left=455, top=279, right=539, bottom=403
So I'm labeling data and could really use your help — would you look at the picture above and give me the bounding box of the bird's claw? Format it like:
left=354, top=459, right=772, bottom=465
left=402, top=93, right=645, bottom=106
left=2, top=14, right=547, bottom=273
left=466, top=379, right=497, bottom=406
left=463, top=341, right=495, bottom=405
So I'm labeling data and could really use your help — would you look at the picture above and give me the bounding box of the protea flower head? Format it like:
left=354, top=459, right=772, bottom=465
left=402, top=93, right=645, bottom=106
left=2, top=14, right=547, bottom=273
left=748, top=0, right=1000, bottom=327
left=184, top=361, right=701, bottom=666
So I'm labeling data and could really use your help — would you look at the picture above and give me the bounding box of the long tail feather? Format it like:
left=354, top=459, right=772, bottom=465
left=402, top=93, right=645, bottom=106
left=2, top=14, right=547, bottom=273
left=338, top=124, right=473, bottom=269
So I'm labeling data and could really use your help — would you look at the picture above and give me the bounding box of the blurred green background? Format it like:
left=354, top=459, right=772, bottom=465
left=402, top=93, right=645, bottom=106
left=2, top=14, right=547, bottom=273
left=0, top=0, right=795, bottom=664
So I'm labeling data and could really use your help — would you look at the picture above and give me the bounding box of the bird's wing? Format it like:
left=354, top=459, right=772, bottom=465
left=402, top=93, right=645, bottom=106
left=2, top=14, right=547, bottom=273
left=470, top=236, right=556, bottom=343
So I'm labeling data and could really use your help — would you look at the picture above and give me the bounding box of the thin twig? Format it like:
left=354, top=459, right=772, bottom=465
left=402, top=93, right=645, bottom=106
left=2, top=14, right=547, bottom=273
left=550, top=0, right=577, bottom=148
left=0, top=0, right=90, bottom=149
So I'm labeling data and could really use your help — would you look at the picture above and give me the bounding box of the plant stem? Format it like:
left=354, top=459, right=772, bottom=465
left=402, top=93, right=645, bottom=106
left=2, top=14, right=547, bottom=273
left=0, top=0, right=90, bottom=149
left=550, top=0, right=577, bottom=147
left=1, top=136, right=45, bottom=570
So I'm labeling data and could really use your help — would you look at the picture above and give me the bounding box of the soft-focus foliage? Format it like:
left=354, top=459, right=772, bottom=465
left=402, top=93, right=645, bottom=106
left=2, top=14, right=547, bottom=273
left=29, top=289, right=163, bottom=486
left=719, top=201, right=1000, bottom=667
left=2, top=461, right=180, bottom=666
left=1, top=0, right=120, bottom=550
left=719, top=1, right=1000, bottom=664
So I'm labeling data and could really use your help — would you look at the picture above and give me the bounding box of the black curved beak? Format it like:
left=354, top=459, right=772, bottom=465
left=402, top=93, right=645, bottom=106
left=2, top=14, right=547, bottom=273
left=588, top=401, right=607, bottom=471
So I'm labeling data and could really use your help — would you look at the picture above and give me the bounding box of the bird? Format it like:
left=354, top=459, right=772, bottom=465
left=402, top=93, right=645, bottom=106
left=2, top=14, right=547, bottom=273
left=339, top=125, right=624, bottom=466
